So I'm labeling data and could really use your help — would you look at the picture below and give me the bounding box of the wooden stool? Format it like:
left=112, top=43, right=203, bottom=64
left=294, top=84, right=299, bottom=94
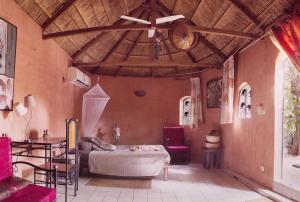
left=202, top=147, right=222, bottom=169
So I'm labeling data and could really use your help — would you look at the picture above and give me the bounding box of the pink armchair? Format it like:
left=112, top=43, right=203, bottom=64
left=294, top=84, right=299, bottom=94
left=163, top=126, right=191, bottom=164
left=0, top=137, right=56, bottom=202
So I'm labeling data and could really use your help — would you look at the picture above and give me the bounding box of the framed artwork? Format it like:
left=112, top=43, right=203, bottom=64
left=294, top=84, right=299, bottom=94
left=0, top=18, right=17, bottom=111
left=207, top=78, right=222, bottom=108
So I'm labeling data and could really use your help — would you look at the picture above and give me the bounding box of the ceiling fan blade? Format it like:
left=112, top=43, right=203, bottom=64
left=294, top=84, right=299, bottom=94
left=156, top=15, right=185, bottom=24
left=148, top=28, right=156, bottom=38
left=120, top=15, right=150, bottom=24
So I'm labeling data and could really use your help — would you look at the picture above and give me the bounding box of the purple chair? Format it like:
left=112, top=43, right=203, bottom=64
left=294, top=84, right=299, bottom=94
left=163, top=126, right=191, bottom=164
left=0, top=137, right=56, bottom=202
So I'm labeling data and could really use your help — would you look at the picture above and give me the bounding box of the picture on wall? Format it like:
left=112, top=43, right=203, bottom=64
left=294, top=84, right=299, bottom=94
left=207, top=78, right=222, bottom=108
left=0, top=18, right=17, bottom=111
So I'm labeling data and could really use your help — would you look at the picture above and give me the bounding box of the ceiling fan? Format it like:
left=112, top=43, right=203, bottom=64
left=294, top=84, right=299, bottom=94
left=120, top=14, right=185, bottom=38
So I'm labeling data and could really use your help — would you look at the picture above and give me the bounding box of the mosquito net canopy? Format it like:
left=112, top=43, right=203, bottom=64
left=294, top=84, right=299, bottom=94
left=82, top=83, right=110, bottom=137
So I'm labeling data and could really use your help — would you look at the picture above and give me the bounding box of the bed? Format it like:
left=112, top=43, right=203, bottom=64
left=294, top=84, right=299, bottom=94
left=88, top=145, right=170, bottom=179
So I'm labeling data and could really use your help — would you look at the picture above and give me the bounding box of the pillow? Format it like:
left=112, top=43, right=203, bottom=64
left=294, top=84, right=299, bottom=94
left=78, top=141, right=92, bottom=151
left=90, top=137, right=116, bottom=151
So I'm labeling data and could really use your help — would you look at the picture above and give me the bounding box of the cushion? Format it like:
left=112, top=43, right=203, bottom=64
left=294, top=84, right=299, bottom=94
left=165, top=145, right=190, bottom=152
left=163, top=127, right=185, bottom=146
left=79, top=141, right=92, bottom=151
left=0, top=137, right=13, bottom=181
left=89, top=137, right=116, bottom=151
left=2, top=184, right=56, bottom=202
left=0, top=176, right=31, bottom=201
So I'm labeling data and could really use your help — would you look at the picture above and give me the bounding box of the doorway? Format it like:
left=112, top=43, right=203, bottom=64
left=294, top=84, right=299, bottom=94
left=274, top=51, right=300, bottom=193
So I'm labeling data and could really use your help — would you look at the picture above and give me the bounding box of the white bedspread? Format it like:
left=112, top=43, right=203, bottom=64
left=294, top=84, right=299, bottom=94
left=88, top=145, right=170, bottom=177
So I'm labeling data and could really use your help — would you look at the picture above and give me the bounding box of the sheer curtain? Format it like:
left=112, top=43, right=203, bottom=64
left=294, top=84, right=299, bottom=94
left=82, top=84, right=110, bottom=137
left=221, top=56, right=235, bottom=124
left=190, top=77, right=203, bottom=128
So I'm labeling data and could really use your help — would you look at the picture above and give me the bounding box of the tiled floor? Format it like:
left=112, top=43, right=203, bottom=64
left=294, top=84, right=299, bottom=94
left=57, top=164, right=272, bottom=202
left=282, top=153, right=300, bottom=190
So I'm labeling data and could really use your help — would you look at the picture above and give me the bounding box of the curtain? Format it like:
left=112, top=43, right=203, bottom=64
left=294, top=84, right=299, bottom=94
left=221, top=56, right=235, bottom=124
left=272, top=13, right=300, bottom=70
left=190, top=77, right=203, bottom=128
left=82, top=84, right=110, bottom=137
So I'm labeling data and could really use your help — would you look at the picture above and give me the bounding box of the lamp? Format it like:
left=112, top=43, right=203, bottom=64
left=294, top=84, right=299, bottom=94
left=24, top=94, right=36, bottom=108
left=15, top=94, right=37, bottom=141
left=15, top=102, right=27, bottom=117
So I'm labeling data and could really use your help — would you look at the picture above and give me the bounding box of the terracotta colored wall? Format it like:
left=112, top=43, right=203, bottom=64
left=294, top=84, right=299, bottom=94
left=91, top=76, right=190, bottom=145
left=185, top=69, right=223, bottom=161
left=76, top=71, right=222, bottom=162
left=0, top=0, right=75, bottom=140
left=222, top=37, right=279, bottom=188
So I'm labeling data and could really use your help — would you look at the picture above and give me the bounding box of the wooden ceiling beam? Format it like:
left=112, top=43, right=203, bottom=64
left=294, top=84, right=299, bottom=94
left=114, top=27, right=145, bottom=76
left=166, top=68, right=211, bottom=77
left=76, top=61, right=223, bottom=69
left=43, top=24, right=255, bottom=39
left=71, top=4, right=145, bottom=60
left=198, top=34, right=227, bottom=60
left=41, top=0, right=76, bottom=30
left=227, top=0, right=262, bottom=28
left=150, top=0, right=157, bottom=27
left=186, top=52, right=197, bottom=63
left=124, top=31, right=144, bottom=61
left=94, top=10, right=147, bottom=74
left=191, top=26, right=256, bottom=39
left=100, top=11, right=147, bottom=63
left=158, top=33, right=178, bottom=74
left=158, top=1, right=228, bottom=61
left=114, top=66, right=123, bottom=77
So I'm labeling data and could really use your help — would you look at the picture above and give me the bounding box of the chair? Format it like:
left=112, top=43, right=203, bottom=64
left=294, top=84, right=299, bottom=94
left=163, top=126, right=191, bottom=164
left=0, top=136, right=57, bottom=202
left=34, top=118, right=79, bottom=202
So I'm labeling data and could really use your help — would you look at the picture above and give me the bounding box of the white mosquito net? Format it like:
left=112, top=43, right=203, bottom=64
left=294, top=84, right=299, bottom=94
left=82, top=83, right=110, bottom=137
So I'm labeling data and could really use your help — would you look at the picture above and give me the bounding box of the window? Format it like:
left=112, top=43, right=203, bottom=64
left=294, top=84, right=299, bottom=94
left=238, top=83, right=251, bottom=119
left=180, top=96, right=192, bottom=125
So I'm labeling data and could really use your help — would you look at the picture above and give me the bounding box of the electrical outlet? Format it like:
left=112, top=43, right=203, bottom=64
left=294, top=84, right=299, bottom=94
left=260, top=166, right=265, bottom=172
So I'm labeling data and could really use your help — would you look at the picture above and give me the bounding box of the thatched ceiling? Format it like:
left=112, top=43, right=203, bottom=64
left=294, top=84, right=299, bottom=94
left=15, top=0, right=298, bottom=77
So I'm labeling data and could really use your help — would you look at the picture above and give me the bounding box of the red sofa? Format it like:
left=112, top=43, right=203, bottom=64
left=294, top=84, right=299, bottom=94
left=0, top=137, right=56, bottom=202
left=163, top=126, right=191, bottom=163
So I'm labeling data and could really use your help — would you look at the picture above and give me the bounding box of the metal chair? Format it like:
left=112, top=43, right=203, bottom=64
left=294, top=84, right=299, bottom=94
left=34, top=118, right=79, bottom=202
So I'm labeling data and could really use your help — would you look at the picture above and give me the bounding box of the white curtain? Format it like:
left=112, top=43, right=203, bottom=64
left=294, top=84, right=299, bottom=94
left=190, top=77, right=203, bottom=128
left=82, top=84, right=110, bottom=137
left=221, top=56, right=235, bottom=124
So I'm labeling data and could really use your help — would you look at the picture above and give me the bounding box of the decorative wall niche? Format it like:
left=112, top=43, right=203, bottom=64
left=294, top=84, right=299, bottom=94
left=238, top=82, right=251, bottom=119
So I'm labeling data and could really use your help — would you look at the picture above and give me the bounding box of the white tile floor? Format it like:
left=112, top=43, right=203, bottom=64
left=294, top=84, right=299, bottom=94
left=56, top=164, right=272, bottom=202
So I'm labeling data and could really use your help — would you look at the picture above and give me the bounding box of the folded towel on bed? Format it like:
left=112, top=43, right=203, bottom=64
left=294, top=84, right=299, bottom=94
left=129, top=145, right=161, bottom=151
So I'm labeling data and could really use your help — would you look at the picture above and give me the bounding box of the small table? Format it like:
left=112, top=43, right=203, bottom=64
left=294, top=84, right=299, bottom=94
left=12, top=137, right=66, bottom=187
left=202, top=147, right=222, bottom=169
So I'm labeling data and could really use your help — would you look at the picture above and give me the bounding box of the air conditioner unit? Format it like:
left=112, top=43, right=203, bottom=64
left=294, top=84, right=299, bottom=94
left=68, top=67, right=91, bottom=89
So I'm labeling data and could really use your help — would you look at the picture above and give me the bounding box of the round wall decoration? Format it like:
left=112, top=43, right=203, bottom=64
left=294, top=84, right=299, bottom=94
left=168, top=19, right=200, bottom=51
left=134, top=90, right=146, bottom=97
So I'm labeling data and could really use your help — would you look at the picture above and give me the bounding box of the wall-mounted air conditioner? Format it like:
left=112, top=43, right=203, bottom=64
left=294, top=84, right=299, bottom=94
left=68, top=67, right=91, bottom=89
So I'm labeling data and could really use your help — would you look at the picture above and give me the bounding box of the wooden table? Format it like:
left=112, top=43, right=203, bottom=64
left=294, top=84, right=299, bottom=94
left=202, top=147, right=222, bottom=169
left=12, top=137, right=66, bottom=187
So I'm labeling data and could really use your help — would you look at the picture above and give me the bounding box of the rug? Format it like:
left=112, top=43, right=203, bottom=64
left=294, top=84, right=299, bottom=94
left=86, top=178, right=151, bottom=189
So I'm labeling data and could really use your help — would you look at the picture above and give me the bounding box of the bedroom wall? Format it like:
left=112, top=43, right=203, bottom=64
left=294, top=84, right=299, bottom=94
left=0, top=0, right=75, bottom=141
left=222, top=37, right=279, bottom=188
left=89, top=76, right=191, bottom=145
left=75, top=70, right=222, bottom=162
left=185, top=69, right=223, bottom=162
